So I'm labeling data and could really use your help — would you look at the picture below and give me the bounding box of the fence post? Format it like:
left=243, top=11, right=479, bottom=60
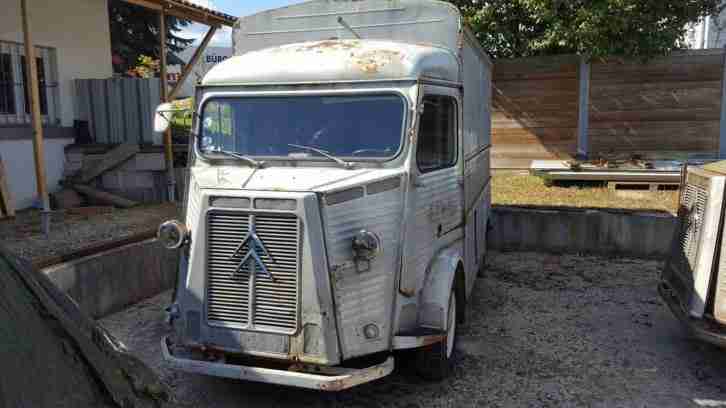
left=577, top=56, right=591, bottom=159
left=719, top=50, right=726, bottom=159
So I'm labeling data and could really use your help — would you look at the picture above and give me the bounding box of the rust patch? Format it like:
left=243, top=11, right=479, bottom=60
left=319, top=379, right=346, bottom=392
left=296, top=40, right=361, bottom=53
left=421, top=334, right=446, bottom=347
left=352, top=49, right=402, bottom=74
left=400, top=287, right=416, bottom=297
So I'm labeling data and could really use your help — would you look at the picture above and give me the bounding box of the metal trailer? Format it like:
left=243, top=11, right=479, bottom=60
left=157, top=0, right=492, bottom=390
left=660, top=162, right=726, bottom=346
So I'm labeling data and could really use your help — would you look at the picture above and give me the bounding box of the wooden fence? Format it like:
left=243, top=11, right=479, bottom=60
left=492, top=50, right=726, bottom=169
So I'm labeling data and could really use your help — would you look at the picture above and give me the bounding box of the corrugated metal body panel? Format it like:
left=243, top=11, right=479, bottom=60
left=464, top=149, right=490, bottom=214
left=401, top=166, right=462, bottom=295
left=205, top=211, right=301, bottom=334
left=464, top=183, right=489, bottom=296
left=323, top=185, right=403, bottom=359
left=681, top=183, right=709, bottom=269
left=75, top=78, right=160, bottom=144
left=234, top=0, right=461, bottom=56
left=714, top=209, right=726, bottom=323
left=178, top=190, right=341, bottom=364
left=462, top=33, right=491, bottom=156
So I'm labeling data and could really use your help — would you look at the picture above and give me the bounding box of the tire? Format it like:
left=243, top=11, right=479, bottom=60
left=415, top=289, right=457, bottom=381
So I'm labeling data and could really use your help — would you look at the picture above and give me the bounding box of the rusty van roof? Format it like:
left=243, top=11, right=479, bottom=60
left=202, top=39, right=460, bottom=85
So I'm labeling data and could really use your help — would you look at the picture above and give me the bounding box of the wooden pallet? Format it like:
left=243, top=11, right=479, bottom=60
left=0, top=155, right=14, bottom=219
left=607, top=181, right=680, bottom=192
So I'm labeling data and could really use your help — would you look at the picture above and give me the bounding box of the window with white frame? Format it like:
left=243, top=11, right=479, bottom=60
left=0, top=53, right=16, bottom=115
left=0, top=40, right=59, bottom=126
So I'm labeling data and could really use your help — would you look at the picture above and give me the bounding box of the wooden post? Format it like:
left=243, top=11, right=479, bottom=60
left=168, top=25, right=218, bottom=100
left=159, top=7, right=176, bottom=202
left=577, top=56, right=591, bottom=160
left=20, top=0, right=51, bottom=233
left=0, top=155, right=15, bottom=218
left=719, top=50, right=726, bottom=159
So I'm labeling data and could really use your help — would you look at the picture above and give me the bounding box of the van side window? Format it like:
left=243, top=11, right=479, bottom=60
left=416, top=95, right=457, bottom=173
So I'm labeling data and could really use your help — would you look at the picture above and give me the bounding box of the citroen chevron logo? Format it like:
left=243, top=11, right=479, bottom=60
left=229, top=214, right=275, bottom=281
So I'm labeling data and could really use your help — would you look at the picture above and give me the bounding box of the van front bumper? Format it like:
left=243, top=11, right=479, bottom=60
left=658, top=282, right=726, bottom=348
left=161, top=337, right=394, bottom=391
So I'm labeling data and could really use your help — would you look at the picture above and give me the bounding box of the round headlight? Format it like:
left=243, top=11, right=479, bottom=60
left=157, top=220, right=188, bottom=249
left=352, top=230, right=381, bottom=260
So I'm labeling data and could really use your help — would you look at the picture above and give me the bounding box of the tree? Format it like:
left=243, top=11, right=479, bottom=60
left=448, top=0, right=724, bottom=59
left=109, top=0, right=193, bottom=74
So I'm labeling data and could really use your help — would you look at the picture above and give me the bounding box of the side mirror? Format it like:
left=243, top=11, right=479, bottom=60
left=154, top=102, right=174, bottom=133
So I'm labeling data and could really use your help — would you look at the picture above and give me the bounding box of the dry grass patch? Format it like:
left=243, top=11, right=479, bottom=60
left=492, top=174, right=679, bottom=214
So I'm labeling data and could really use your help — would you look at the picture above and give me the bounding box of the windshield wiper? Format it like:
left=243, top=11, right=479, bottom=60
left=287, top=144, right=354, bottom=169
left=208, top=150, right=265, bottom=168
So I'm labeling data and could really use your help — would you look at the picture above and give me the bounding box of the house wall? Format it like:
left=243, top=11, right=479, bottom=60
left=0, top=0, right=113, bottom=127
left=0, top=0, right=112, bottom=210
left=1, top=139, right=73, bottom=209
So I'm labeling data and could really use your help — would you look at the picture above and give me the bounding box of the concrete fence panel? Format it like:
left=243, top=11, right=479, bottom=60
left=488, top=205, right=678, bottom=259
left=41, top=238, right=178, bottom=319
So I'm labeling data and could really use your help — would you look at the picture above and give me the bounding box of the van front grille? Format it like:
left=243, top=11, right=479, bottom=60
left=206, top=210, right=300, bottom=334
left=678, top=183, right=709, bottom=272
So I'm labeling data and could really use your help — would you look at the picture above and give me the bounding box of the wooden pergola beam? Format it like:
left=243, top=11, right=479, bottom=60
left=168, top=25, right=217, bottom=100
left=120, top=0, right=235, bottom=202
left=121, top=0, right=237, bottom=27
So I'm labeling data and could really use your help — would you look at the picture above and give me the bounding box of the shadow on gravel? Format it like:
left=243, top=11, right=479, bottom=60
left=102, top=252, right=726, bottom=408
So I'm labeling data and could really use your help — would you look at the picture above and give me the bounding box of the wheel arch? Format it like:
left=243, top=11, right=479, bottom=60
left=417, top=241, right=466, bottom=331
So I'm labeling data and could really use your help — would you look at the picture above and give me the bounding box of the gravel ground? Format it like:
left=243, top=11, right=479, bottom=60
left=102, top=251, right=726, bottom=407
left=0, top=204, right=178, bottom=263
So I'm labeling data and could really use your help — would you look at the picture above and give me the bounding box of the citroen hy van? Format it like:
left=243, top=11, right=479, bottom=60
left=155, top=0, right=492, bottom=390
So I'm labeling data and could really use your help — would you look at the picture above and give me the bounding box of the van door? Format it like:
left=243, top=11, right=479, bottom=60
left=400, top=85, right=464, bottom=296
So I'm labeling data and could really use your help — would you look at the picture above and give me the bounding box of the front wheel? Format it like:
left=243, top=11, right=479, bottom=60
left=414, top=290, right=457, bottom=380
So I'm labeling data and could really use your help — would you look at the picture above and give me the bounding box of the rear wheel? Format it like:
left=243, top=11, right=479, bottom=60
left=415, top=290, right=457, bottom=380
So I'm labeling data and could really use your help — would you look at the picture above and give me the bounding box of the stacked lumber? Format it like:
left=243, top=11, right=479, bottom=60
left=62, top=144, right=142, bottom=209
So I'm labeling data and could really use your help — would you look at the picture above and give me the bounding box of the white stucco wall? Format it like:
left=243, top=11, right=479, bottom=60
left=0, top=0, right=111, bottom=210
left=0, top=0, right=113, bottom=127
left=1, top=138, right=74, bottom=210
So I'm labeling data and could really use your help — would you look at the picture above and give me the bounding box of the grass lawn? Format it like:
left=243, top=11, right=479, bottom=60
left=492, top=173, right=679, bottom=214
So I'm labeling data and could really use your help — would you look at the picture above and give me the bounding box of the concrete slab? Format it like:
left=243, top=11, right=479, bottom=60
left=489, top=205, right=677, bottom=258
left=41, top=238, right=178, bottom=318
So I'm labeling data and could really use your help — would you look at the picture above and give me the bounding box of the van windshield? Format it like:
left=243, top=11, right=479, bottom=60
left=199, top=94, right=406, bottom=162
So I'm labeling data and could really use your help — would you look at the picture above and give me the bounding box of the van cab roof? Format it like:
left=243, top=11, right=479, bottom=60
left=202, top=39, right=460, bottom=86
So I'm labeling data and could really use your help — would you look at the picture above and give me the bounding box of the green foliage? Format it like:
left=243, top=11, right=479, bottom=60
left=448, top=0, right=724, bottom=59
left=109, top=0, right=194, bottom=74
